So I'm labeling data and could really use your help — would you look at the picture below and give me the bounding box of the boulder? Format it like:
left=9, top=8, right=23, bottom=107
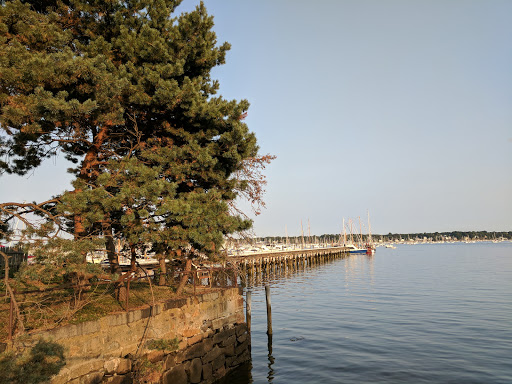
left=212, top=354, right=225, bottom=371
left=202, top=363, right=213, bottom=382
left=213, top=328, right=236, bottom=345
left=202, top=345, right=224, bottom=364
left=188, top=358, right=202, bottom=383
left=221, top=335, right=236, bottom=348
left=161, top=366, right=187, bottom=384
left=235, top=323, right=248, bottom=337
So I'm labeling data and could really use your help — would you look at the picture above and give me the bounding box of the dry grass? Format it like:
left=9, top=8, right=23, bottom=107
left=0, top=281, right=195, bottom=341
left=1, top=267, right=237, bottom=342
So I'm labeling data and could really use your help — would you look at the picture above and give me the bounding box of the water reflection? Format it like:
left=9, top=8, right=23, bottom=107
left=238, top=252, right=355, bottom=383
left=267, top=334, right=275, bottom=383
left=343, top=253, right=375, bottom=290
left=240, top=252, right=382, bottom=383
left=235, top=244, right=512, bottom=383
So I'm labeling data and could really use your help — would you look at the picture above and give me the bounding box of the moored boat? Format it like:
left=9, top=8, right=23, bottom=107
left=345, top=243, right=368, bottom=254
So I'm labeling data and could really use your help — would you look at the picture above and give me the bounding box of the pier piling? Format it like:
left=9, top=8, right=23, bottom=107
left=265, top=285, right=272, bottom=336
left=246, top=290, right=252, bottom=333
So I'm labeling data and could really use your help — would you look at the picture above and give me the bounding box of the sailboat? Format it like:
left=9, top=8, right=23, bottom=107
left=341, top=213, right=376, bottom=255
left=365, top=211, right=376, bottom=255
left=342, top=218, right=367, bottom=254
left=345, top=243, right=369, bottom=254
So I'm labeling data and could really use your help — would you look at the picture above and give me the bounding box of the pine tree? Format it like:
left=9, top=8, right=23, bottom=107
left=1, top=1, right=266, bottom=290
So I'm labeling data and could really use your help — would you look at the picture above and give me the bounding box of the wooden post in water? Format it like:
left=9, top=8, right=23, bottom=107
left=265, top=285, right=272, bottom=335
left=246, top=290, right=252, bottom=333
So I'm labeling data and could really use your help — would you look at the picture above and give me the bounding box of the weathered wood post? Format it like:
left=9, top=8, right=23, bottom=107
left=265, top=285, right=272, bottom=335
left=8, top=295, right=13, bottom=340
left=246, top=290, right=252, bottom=333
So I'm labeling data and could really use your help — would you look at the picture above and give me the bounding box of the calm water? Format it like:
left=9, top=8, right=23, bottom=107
left=222, top=243, right=512, bottom=383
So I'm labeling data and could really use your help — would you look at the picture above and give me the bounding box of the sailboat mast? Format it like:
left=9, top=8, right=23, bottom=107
left=359, top=216, right=363, bottom=248
left=367, top=210, right=373, bottom=246
left=342, top=218, right=347, bottom=245
left=301, top=220, right=305, bottom=249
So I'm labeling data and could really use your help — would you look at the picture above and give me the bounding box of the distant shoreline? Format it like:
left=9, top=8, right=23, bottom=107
left=247, top=231, right=512, bottom=244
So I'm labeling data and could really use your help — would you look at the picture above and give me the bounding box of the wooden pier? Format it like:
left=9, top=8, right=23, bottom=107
left=227, top=247, right=352, bottom=336
left=228, top=247, right=351, bottom=283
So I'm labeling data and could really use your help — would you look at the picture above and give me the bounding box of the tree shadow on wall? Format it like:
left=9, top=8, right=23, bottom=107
left=0, top=339, right=65, bottom=384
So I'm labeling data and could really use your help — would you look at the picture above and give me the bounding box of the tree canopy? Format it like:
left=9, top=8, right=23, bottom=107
left=0, top=0, right=270, bottom=272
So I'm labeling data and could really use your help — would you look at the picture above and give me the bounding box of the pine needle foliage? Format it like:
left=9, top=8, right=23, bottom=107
left=0, top=0, right=264, bottom=264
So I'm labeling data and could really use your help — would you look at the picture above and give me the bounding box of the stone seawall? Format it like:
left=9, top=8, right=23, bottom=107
left=13, top=288, right=250, bottom=383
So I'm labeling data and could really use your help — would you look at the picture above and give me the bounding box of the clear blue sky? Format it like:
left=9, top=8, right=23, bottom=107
left=1, top=0, right=511, bottom=236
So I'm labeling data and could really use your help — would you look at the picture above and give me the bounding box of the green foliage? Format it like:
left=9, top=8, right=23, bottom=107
left=257, top=231, right=512, bottom=243
left=15, top=249, right=104, bottom=289
left=132, top=356, right=163, bottom=384
left=0, top=0, right=263, bottom=264
left=0, top=339, right=65, bottom=384
left=145, top=337, right=179, bottom=352
left=379, top=231, right=512, bottom=241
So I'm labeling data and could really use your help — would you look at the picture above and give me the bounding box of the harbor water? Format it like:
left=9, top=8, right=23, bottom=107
left=222, top=242, right=512, bottom=383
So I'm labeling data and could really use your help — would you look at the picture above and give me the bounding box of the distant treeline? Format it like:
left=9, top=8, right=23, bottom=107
left=376, top=231, right=512, bottom=241
left=255, top=231, right=512, bottom=243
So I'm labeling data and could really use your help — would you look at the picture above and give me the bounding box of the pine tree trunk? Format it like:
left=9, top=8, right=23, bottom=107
left=117, top=282, right=127, bottom=304
left=104, top=225, right=120, bottom=274
left=158, top=256, right=167, bottom=286
left=130, top=244, right=137, bottom=271
left=108, top=234, right=126, bottom=303
left=176, top=258, right=192, bottom=295
left=74, top=125, right=110, bottom=261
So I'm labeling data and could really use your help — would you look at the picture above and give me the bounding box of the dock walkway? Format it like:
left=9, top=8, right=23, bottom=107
left=228, top=246, right=350, bottom=278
